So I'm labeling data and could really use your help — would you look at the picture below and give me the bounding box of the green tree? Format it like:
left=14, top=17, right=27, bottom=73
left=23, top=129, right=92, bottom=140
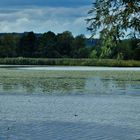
left=38, top=31, right=57, bottom=57
left=56, top=31, right=74, bottom=58
left=90, top=50, right=97, bottom=58
left=0, top=34, right=19, bottom=57
left=87, top=0, right=140, bottom=58
left=71, top=34, right=89, bottom=58
left=19, top=32, right=37, bottom=57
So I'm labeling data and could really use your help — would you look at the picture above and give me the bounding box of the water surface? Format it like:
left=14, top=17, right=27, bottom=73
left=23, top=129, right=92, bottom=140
left=0, top=66, right=140, bottom=140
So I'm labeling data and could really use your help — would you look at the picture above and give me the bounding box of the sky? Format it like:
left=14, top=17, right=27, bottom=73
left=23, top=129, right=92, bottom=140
left=0, top=0, right=93, bottom=36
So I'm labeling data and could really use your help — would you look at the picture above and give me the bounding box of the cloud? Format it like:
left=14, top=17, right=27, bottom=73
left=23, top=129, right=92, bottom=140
left=0, top=6, right=91, bottom=36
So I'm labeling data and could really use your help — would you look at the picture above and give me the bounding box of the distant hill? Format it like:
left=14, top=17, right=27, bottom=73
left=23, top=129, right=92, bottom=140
left=85, top=38, right=99, bottom=47
left=0, top=32, right=42, bottom=37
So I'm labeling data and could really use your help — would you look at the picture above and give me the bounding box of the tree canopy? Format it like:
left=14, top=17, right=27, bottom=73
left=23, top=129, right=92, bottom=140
left=0, top=31, right=91, bottom=58
left=0, top=31, right=139, bottom=59
left=87, top=0, right=140, bottom=58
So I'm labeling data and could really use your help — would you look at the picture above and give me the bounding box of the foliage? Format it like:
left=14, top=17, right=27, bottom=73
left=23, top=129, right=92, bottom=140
left=0, top=31, right=90, bottom=58
left=0, top=58, right=140, bottom=67
left=0, top=31, right=139, bottom=60
left=90, top=50, right=97, bottom=58
left=38, top=31, right=57, bottom=57
left=71, top=35, right=86, bottom=58
left=87, top=0, right=140, bottom=58
left=19, top=32, right=38, bottom=57
left=0, top=34, right=20, bottom=57
left=56, top=31, right=74, bottom=57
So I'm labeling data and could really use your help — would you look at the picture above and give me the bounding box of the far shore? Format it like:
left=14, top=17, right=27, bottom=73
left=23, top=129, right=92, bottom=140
left=0, top=58, right=140, bottom=67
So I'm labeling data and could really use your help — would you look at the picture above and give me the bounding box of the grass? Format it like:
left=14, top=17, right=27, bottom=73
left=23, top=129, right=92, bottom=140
left=0, top=58, right=140, bottom=67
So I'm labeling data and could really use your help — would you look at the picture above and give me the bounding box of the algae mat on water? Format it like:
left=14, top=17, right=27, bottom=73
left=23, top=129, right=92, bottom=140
left=0, top=67, right=139, bottom=95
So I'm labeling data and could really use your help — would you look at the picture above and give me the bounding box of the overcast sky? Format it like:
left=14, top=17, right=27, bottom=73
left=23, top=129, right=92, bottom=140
left=0, top=0, right=93, bottom=36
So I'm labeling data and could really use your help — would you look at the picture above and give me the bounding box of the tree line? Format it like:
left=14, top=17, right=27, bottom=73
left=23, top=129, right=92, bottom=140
left=0, top=31, right=91, bottom=58
left=0, top=31, right=139, bottom=60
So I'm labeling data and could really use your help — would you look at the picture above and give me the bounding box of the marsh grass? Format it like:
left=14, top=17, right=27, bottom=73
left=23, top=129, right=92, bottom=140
left=0, top=58, right=140, bottom=67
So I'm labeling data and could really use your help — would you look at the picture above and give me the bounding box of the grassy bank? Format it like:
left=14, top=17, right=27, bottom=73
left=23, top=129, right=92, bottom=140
left=0, top=58, right=140, bottom=67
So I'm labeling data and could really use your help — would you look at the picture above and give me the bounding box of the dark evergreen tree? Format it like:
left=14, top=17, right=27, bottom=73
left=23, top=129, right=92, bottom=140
left=56, top=31, right=74, bottom=58
left=0, top=34, right=19, bottom=57
left=19, top=32, right=37, bottom=57
left=38, top=31, right=57, bottom=57
left=71, top=34, right=88, bottom=58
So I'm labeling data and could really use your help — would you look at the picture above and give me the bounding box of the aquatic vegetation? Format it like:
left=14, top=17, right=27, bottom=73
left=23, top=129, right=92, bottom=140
left=0, top=67, right=139, bottom=95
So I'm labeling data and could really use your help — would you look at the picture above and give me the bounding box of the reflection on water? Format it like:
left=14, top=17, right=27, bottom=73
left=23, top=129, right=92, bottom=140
left=85, top=77, right=140, bottom=95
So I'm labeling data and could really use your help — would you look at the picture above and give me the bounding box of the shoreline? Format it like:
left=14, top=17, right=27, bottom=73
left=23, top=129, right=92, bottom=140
left=0, top=65, right=140, bottom=71
left=18, top=66, right=140, bottom=71
left=0, top=58, right=140, bottom=67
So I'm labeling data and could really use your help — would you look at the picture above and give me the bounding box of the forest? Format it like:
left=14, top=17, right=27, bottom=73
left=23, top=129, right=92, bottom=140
left=0, top=31, right=139, bottom=60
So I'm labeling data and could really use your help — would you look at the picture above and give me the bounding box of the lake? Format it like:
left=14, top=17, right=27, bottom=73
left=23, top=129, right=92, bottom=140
left=0, top=66, right=140, bottom=140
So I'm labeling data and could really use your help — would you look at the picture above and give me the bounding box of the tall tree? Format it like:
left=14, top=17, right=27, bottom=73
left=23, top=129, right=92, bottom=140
left=0, top=34, right=19, bottom=57
left=38, top=31, right=57, bottom=57
left=56, top=31, right=74, bottom=58
left=71, top=34, right=89, bottom=58
left=19, top=32, right=37, bottom=57
left=87, top=0, right=140, bottom=58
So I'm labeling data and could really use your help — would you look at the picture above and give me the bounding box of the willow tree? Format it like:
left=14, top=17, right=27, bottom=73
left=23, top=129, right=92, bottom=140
left=87, top=0, right=140, bottom=58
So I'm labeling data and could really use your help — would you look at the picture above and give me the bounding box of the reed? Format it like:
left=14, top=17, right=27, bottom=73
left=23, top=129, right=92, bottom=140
left=0, top=58, right=140, bottom=67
